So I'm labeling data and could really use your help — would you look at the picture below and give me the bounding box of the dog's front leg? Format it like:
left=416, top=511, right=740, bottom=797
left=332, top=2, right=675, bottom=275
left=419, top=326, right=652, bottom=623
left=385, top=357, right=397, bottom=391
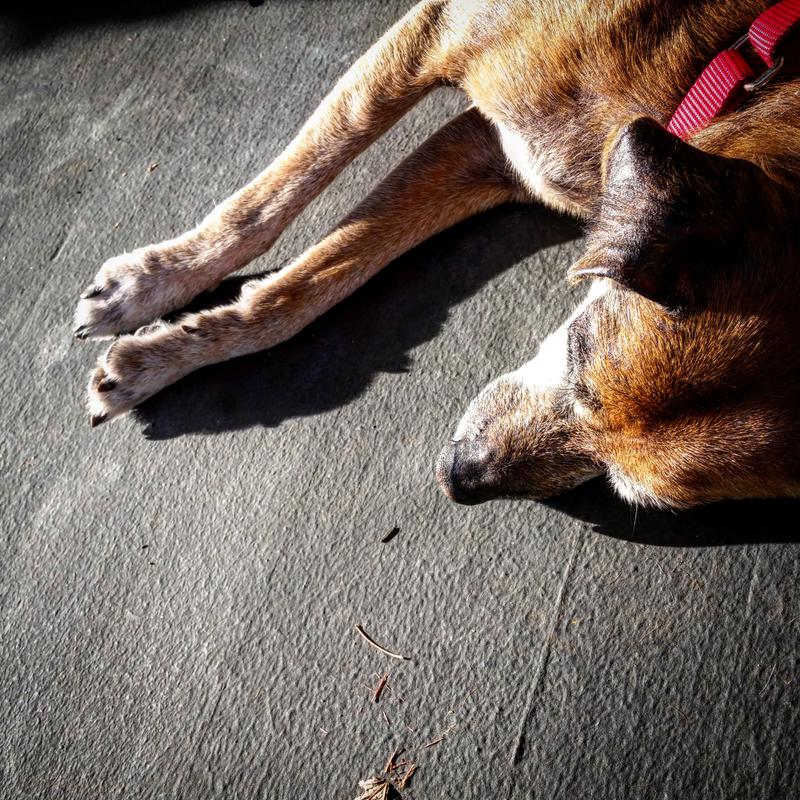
left=86, top=108, right=522, bottom=424
left=74, top=0, right=451, bottom=339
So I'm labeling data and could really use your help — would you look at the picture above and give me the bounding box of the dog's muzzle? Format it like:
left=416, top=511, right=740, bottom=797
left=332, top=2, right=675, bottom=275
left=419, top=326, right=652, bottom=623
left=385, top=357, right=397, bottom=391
left=435, top=438, right=501, bottom=505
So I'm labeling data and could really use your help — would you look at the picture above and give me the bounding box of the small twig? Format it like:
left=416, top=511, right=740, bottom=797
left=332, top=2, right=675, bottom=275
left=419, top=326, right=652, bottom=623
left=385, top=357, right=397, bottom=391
left=391, top=759, right=414, bottom=781
left=382, top=709, right=391, bottom=726
left=760, top=663, right=777, bottom=696
left=372, top=673, right=389, bottom=703
left=398, top=764, right=417, bottom=790
left=390, top=758, right=411, bottom=774
left=354, top=624, right=411, bottom=661
left=383, top=748, right=401, bottom=775
left=381, top=526, right=400, bottom=544
left=423, top=723, right=456, bottom=749
left=423, top=736, right=445, bottom=748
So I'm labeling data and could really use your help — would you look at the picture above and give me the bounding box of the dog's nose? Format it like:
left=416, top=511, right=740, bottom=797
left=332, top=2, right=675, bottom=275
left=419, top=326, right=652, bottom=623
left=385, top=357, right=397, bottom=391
left=435, top=438, right=499, bottom=505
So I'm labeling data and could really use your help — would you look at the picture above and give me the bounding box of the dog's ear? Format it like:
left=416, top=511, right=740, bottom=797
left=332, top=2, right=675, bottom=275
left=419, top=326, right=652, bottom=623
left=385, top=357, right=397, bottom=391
left=568, top=117, right=768, bottom=305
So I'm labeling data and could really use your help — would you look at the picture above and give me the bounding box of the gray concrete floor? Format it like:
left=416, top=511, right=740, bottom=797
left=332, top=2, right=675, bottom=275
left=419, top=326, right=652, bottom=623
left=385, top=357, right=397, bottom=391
left=2, top=2, right=800, bottom=798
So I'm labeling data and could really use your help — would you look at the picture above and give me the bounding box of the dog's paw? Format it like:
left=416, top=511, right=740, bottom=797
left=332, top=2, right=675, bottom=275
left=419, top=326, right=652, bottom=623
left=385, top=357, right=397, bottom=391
left=73, top=249, right=194, bottom=340
left=85, top=322, right=187, bottom=426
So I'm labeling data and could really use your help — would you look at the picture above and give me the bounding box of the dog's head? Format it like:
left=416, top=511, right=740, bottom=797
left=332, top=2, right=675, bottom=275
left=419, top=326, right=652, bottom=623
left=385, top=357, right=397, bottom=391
left=437, top=118, right=800, bottom=508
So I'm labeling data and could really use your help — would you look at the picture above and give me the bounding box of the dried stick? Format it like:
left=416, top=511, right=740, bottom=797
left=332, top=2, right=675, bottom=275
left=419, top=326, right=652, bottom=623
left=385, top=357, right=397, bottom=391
left=372, top=673, right=389, bottom=703
left=354, top=624, right=411, bottom=661
left=398, top=764, right=418, bottom=790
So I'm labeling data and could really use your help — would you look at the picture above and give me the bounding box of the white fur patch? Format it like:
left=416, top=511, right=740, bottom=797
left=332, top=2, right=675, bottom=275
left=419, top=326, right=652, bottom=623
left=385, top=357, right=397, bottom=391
left=515, top=322, right=570, bottom=389
left=512, top=280, right=608, bottom=391
left=496, top=122, right=553, bottom=198
left=608, top=467, right=667, bottom=509
left=451, top=283, right=608, bottom=441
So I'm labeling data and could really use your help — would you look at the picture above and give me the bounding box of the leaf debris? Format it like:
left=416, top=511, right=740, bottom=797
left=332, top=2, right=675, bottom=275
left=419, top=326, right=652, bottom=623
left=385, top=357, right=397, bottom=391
left=354, top=749, right=418, bottom=800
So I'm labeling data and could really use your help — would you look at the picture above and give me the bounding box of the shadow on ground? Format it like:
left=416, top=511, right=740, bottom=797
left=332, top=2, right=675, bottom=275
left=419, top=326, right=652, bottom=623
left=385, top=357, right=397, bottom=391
left=128, top=198, right=800, bottom=549
left=134, top=202, right=581, bottom=438
left=0, top=0, right=262, bottom=48
left=546, top=479, right=800, bottom=547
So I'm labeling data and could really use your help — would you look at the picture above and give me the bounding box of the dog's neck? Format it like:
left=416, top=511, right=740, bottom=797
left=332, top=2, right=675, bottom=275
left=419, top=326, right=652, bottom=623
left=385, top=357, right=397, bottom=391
left=692, top=77, right=800, bottom=189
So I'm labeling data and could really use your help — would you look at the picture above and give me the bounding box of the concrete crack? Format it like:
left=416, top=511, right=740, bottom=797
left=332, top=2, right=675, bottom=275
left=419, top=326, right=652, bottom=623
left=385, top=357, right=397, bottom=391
left=508, top=529, right=583, bottom=773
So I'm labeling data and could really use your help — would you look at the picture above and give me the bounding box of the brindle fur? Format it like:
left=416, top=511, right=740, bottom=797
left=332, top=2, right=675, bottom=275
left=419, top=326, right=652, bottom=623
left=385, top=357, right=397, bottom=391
left=74, top=0, right=800, bottom=508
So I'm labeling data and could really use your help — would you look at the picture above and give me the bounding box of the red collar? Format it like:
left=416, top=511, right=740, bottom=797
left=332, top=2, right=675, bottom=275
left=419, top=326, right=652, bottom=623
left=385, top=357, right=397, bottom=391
left=667, top=0, right=800, bottom=139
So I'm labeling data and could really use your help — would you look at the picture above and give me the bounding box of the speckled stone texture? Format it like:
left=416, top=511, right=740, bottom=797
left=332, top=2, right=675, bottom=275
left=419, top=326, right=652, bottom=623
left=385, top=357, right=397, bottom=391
left=1, top=2, right=799, bottom=798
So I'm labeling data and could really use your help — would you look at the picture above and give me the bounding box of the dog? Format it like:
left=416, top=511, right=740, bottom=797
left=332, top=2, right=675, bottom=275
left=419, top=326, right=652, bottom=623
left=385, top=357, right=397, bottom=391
left=73, top=0, right=800, bottom=509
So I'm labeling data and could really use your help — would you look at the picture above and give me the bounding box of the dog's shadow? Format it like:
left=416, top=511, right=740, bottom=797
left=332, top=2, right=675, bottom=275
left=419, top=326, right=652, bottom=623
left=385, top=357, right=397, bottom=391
left=135, top=201, right=800, bottom=546
left=136, top=202, right=580, bottom=439
left=546, top=479, right=800, bottom=546
left=1, top=0, right=262, bottom=49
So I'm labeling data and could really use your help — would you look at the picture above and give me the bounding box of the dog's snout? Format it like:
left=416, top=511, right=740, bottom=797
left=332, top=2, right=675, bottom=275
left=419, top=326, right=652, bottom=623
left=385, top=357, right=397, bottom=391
left=435, top=438, right=499, bottom=505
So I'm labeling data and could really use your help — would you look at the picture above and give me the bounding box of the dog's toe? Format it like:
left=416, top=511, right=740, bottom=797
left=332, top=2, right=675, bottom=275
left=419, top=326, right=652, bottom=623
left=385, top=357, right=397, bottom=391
left=85, top=323, right=191, bottom=426
left=73, top=251, right=184, bottom=339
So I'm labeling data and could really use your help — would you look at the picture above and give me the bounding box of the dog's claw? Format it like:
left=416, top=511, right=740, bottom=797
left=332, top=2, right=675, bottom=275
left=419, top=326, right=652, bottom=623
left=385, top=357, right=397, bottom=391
left=74, top=325, right=90, bottom=339
left=90, top=412, right=108, bottom=428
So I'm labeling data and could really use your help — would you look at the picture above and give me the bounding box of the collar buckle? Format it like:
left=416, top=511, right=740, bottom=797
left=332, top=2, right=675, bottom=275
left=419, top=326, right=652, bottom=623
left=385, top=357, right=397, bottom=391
left=732, top=32, right=785, bottom=92
left=744, top=56, right=785, bottom=91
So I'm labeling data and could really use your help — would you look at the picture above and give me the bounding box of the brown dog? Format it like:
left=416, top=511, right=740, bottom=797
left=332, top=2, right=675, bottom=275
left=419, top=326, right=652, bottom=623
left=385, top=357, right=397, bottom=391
left=74, top=0, right=800, bottom=509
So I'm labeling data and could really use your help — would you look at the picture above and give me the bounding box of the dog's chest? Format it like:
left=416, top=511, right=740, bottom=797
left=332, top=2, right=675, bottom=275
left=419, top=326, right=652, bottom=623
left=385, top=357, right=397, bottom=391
left=495, top=122, right=585, bottom=215
left=497, top=124, right=550, bottom=194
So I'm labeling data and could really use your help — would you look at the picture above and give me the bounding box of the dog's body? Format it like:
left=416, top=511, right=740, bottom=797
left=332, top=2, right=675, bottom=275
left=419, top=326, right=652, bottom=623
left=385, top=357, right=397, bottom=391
left=74, top=0, right=800, bottom=508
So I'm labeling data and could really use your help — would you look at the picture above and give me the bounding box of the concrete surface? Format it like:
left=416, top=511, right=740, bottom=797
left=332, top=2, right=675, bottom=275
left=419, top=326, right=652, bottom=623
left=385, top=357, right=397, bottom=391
left=2, top=2, right=800, bottom=798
